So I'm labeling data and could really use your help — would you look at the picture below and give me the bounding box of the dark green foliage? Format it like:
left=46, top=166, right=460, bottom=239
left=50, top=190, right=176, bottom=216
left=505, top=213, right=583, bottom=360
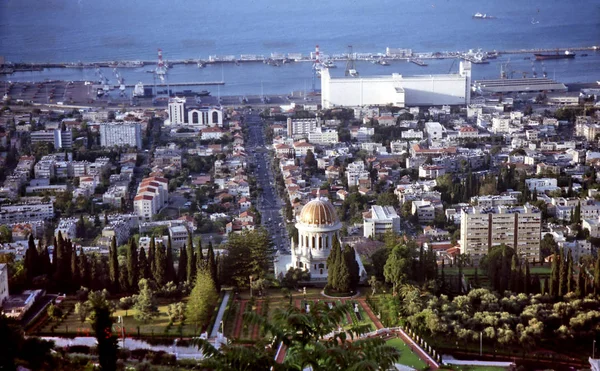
left=566, top=250, right=574, bottom=294
left=550, top=249, right=560, bottom=297
left=138, top=246, right=151, bottom=280
left=24, top=235, right=40, bottom=283
left=148, top=237, right=156, bottom=281
left=165, top=236, right=177, bottom=284
left=79, top=249, right=90, bottom=289
left=559, top=250, right=567, bottom=296
left=178, top=240, right=188, bottom=284
left=344, top=244, right=360, bottom=291
left=127, top=239, right=138, bottom=291
left=220, top=230, right=274, bottom=287
left=70, top=247, right=80, bottom=290
left=207, top=242, right=219, bottom=291
left=186, top=233, right=196, bottom=283
left=524, top=260, right=531, bottom=294
left=154, top=243, right=167, bottom=286
left=109, top=236, right=119, bottom=292
left=89, top=294, right=118, bottom=371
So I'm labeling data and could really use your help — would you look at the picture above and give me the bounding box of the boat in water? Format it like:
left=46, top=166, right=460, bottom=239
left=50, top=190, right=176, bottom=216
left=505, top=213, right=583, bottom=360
left=473, top=12, right=496, bottom=19
left=197, top=90, right=211, bottom=97
left=534, top=50, right=576, bottom=60
left=348, top=69, right=359, bottom=77
left=322, top=60, right=336, bottom=68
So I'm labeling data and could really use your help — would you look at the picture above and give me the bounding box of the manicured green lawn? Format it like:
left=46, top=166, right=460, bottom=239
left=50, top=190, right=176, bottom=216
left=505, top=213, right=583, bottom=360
left=386, top=338, right=428, bottom=370
left=40, top=299, right=202, bottom=337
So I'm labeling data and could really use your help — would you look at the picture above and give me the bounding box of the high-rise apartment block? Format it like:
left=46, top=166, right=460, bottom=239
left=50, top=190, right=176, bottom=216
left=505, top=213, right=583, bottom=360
left=460, top=204, right=541, bottom=265
left=98, top=122, right=142, bottom=149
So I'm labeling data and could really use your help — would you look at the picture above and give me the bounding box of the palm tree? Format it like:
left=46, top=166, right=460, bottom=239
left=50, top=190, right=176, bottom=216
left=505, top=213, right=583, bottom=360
left=194, top=302, right=400, bottom=370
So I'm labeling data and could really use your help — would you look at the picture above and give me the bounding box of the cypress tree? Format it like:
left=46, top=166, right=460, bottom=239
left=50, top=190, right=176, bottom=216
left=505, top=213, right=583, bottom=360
left=54, top=232, right=72, bottom=292
left=500, top=247, right=511, bottom=293
left=148, top=237, right=156, bottom=280
left=559, top=250, right=567, bottom=296
left=40, top=245, right=51, bottom=277
left=154, top=243, right=167, bottom=286
left=517, top=263, right=523, bottom=294
left=79, top=249, right=90, bottom=289
left=24, top=234, right=39, bottom=283
left=574, top=202, right=581, bottom=224
left=524, top=260, right=531, bottom=294
left=550, top=250, right=560, bottom=297
left=440, top=259, right=446, bottom=292
left=127, top=239, right=138, bottom=291
left=344, top=245, right=360, bottom=292
left=543, top=276, right=550, bottom=295
left=207, top=242, right=219, bottom=292
left=473, top=267, right=479, bottom=287
left=594, top=254, right=600, bottom=296
left=51, top=236, right=58, bottom=274
left=196, top=238, right=204, bottom=270
left=576, top=268, right=585, bottom=298
left=186, top=232, right=196, bottom=283
left=327, top=237, right=341, bottom=289
left=139, top=246, right=150, bottom=280
left=165, top=236, right=176, bottom=284
left=71, top=246, right=80, bottom=291
left=178, top=242, right=188, bottom=284
left=531, top=274, right=541, bottom=294
left=109, top=236, right=119, bottom=292
left=335, top=244, right=351, bottom=293
left=566, top=250, right=574, bottom=294
left=418, top=245, right=425, bottom=283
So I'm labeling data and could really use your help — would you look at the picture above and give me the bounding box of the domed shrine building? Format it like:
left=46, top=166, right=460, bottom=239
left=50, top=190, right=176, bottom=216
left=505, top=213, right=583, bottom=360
left=290, top=195, right=342, bottom=282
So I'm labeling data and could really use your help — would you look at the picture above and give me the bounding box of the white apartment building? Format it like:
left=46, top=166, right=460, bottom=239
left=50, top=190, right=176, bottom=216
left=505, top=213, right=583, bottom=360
left=293, top=141, right=315, bottom=156
left=168, top=97, right=186, bottom=125
left=134, top=176, right=169, bottom=221
left=346, top=161, right=370, bottom=187
left=188, top=107, right=223, bottom=127
left=0, top=202, right=54, bottom=224
left=491, top=117, right=511, bottom=134
left=390, top=140, right=409, bottom=154
left=98, top=122, right=142, bottom=149
left=55, top=218, right=78, bottom=240
left=363, top=205, right=401, bottom=238
left=201, top=127, right=224, bottom=140
left=418, top=165, right=446, bottom=179
left=425, top=122, right=444, bottom=141
left=103, top=185, right=129, bottom=208
left=411, top=200, right=441, bottom=224
left=525, top=178, right=560, bottom=193
left=471, top=195, right=519, bottom=208
left=401, top=129, right=424, bottom=139
left=308, top=128, right=339, bottom=145
left=168, top=225, right=189, bottom=250
left=287, top=118, right=319, bottom=137
left=460, top=204, right=541, bottom=265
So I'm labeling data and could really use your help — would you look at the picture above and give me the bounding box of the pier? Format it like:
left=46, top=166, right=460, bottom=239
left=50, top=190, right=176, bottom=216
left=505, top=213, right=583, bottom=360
left=121, top=81, right=224, bottom=88
left=1, top=45, right=597, bottom=74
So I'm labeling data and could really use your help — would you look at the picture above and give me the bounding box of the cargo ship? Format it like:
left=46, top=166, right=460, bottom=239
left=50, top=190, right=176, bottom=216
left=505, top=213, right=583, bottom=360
left=534, top=51, right=576, bottom=60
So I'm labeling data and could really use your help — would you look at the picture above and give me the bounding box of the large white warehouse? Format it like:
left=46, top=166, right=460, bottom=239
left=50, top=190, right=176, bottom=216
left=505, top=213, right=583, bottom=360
left=321, top=61, right=471, bottom=108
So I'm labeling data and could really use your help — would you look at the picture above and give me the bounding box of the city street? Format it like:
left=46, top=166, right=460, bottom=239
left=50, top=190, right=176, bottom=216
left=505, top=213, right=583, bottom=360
left=244, top=113, right=289, bottom=252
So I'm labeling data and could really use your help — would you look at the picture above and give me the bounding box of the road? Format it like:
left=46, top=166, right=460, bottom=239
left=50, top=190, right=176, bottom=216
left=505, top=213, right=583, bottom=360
left=244, top=112, right=290, bottom=252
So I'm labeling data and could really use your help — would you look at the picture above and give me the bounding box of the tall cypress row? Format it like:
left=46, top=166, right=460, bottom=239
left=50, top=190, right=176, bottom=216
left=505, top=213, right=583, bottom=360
left=138, top=245, right=150, bottom=280
left=327, top=236, right=340, bottom=289
left=559, top=250, right=567, bottom=296
left=71, top=246, right=80, bottom=291
left=186, top=233, right=196, bottom=283
left=79, top=249, right=90, bottom=289
left=344, top=244, right=360, bottom=291
left=154, top=243, right=167, bottom=286
left=576, top=268, right=585, bottom=298
left=166, top=236, right=177, bottom=284
left=148, top=237, right=156, bottom=282
left=178, top=241, right=188, bottom=284
left=196, top=238, right=204, bottom=270
left=207, top=242, right=219, bottom=292
left=127, top=239, right=138, bottom=291
left=566, top=250, right=574, bottom=294
left=109, top=236, right=119, bottom=292
left=524, top=260, right=531, bottom=294
left=550, top=249, right=560, bottom=297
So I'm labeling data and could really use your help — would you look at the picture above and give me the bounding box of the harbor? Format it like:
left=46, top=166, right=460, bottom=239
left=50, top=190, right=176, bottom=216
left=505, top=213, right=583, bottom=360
left=1, top=45, right=598, bottom=74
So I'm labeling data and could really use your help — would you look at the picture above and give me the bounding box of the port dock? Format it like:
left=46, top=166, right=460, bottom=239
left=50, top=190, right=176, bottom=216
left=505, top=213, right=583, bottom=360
left=1, top=45, right=597, bottom=74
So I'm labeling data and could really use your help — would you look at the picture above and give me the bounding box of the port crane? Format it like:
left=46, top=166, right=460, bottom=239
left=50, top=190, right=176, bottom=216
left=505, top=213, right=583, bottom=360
left=311, top=45, right=322, bottom=93
left=345, top=45, right=358, bottom=77
left=152, top=48, right=170, bottom=100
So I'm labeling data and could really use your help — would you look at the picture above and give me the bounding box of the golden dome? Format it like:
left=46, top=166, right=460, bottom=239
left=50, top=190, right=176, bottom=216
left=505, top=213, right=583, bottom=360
left=298, top=197, right=339, bottom=227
